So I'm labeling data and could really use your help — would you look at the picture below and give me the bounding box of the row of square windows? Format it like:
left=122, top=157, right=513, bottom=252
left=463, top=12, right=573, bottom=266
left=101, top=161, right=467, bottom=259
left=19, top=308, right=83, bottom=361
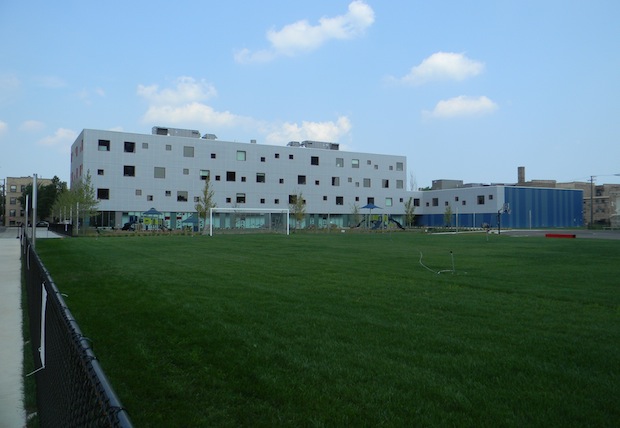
left=95, top=188, right=402, bottom=207
left=103, top=166, right=405, bottom=189
left=97, top=139, right=405, bottom=171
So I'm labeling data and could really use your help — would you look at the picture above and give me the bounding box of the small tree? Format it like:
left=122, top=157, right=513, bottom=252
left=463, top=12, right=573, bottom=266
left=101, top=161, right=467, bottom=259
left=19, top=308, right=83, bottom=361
left=444, top=205, right=453, bottom=227
left=289, top=191, right=306, bottom=231
left=195, top=176, right=216, bottom=233
left=72, top=170, right=99, bottom=233
left=404, top=197, right=416, bottom=228
left=350, top=203, right=361, bottom=227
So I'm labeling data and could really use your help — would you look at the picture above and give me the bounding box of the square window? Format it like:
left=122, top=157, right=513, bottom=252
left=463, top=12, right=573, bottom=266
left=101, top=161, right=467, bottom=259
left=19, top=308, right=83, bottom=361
left=367, top=160, right=372, bottom=165
left=336, top=196, right=344, bottom=205
left=97, top=188, right=110, bottom=200
left=165, top=190, right=171, bottom=196
left=455, top=196, right=459, bottom=202
left=142, top=142, right=149, bottom=149
left=183, top=146, right=194, bottom=157
left=323, top=195, right=328, bottom=201
left=315, top=180, right=320, bottom=185
left=275, top=153, right=280, bottom=159
left=332, top=177, right=340, bottom=186
left=363, top=178, right=371, bottom=188
left=445, top=201, right=449, bottom=206
left=289, top=154, right=294, bottom=160
left=352, top=159, right=359, bottom=168
left=260, top=198, right=265, bottom=204
left=385, top=198, right=393, bottom=207
left=194, top=196, right=200, bottom=203
left=215, top=175, right=221, bottom=181
left=236, top=193, right=246, bottom=204
left=374, top=165, right=378, bottom=170
left=226, top=197, right=231, bottom=203
left=154, top=167, right=166, bottom=179
left=237, top=150, right=246, bottom=161
left=226, top=171, right=236, bottom=181
left=414, top=198, right=420, bottom=207
left=336, top=158, right=344, bottom=167
left=432, top=198, right=439, bottom=206
left=124, top=141, right=136, bottom=153
left=177, top=191, right=188, bottom=202
left=183, top=168, right=190, bottom=175
left=396, top=162, right=404, bottom=171
left=367, top=197, right=375, bottom=205
left=279, top=178, right=284, bottom=184
left=311, top=156, right=319, bottom=166
left=396, top=180, right=403, bottom=189
left=489, top=194, right=494, bottom=200
left=462, top=200, right=467, bottom=206
left=98, top=140, right=110, bottom=151
left=274, top=199, right=279, bottom=204
left=256, top=173, right=265, bottom=183
left=477, top=195, right=485, bottom=205
left=166, top=144, right=172, bottom=151
left=382, top=179, right=389, bottom=188
left=241, top=176, right=246, bottom=182
left=260, top=156, right=266, bottom=162
left=211, top=153, right=216, bottom=159
left=123, top=165, right=135, bottom=177
left=298, top=175, right=306, bottom=185
left=200, top=170, right=210, bottom=180
left=97, top=169, right=104, bottom=176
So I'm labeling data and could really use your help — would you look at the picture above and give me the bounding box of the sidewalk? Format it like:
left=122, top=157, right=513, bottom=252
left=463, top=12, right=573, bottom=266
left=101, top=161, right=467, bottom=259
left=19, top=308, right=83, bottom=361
left=0, top=227, right=26, bottom=428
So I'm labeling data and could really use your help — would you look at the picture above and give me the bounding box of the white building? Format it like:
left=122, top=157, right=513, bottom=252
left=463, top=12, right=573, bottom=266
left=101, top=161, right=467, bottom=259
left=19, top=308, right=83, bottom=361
left=70, top=128, right=408, bottom=229
left=70, top=127, right=583, bottom=231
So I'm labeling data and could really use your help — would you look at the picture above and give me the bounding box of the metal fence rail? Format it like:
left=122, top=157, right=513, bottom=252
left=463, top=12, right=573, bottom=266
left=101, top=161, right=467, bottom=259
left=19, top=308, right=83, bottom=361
left=22, top=234, right=133, bottom=427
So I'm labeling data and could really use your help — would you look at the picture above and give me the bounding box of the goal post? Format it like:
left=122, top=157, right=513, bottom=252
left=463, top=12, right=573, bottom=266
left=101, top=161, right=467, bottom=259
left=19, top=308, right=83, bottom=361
left=209, top=208, right=290, bottom=236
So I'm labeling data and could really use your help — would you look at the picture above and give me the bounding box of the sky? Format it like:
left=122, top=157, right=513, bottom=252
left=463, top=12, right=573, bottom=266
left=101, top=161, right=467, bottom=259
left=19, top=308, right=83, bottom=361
left=1, top=0, right=619, bottom=188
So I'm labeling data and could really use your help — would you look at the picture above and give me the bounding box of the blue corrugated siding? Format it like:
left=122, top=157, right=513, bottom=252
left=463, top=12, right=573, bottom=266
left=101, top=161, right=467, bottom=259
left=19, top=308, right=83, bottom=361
left=418, top=187, right=583, bottom=228
left=503, top=187, right=582, bottom=228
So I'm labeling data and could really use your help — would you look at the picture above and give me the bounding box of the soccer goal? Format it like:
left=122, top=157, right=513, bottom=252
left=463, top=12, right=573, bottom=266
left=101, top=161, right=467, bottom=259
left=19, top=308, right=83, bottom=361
left=209, top=208, right=290, bottom=236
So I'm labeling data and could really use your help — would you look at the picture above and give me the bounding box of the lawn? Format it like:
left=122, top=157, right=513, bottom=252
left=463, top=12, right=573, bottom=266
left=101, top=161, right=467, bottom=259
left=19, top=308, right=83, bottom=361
left=35, top=232, right=620, bottom=427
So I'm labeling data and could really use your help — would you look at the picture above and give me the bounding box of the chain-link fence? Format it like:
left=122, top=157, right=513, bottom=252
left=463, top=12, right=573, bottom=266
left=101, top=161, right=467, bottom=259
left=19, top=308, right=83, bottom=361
left=22, top=234, right=133, bottom=427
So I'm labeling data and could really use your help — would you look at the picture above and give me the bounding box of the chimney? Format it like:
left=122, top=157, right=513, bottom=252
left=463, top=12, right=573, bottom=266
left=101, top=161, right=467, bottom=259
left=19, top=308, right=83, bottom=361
left=518, top=166, right=525, bottom=184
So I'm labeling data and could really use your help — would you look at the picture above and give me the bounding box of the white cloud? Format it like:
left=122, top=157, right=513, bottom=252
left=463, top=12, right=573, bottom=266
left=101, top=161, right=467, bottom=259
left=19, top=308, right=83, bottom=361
left=20, top=120, right=45, bottom=132
left=265, top=116, right=352, bottom=144
left=35, top=75, right=67, bottom=88
left=137, top=76, right=216, bottom=106
left=424, top=96, right=498, bottom=118
left=398, top=52, right=484, bottom=85
left=0, top=120, right=8, bottom=135
left=37, top=128, right=77, bottom=154
left=142, top=102, right=242, bottom=128
left=235, top=1, right=374, bottom=64
left=137, top=77, right=248, bottom=129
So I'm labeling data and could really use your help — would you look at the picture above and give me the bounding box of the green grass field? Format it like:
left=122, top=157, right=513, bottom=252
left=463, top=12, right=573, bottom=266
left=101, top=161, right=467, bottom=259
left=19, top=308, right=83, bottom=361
left=36, top=232, right=619, bottom=427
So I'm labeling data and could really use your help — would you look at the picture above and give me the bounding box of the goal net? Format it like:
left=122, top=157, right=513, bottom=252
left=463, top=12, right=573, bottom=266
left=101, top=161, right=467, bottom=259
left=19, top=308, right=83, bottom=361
left=209, top=208, right=290, bottom=236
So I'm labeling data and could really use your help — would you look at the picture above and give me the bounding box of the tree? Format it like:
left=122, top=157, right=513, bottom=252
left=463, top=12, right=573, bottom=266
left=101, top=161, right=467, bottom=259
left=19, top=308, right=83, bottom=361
left=59, top=170, right=99, bottom=232
left=195, top=176, right=216, bottom=233
left=289, top=191, right=306, bottom=231
left=444, top=205, right=453, bottom=227
left=350, top=203, right=361, bottom=227
left=404, top=197, right=416, bottom=228
left=18, top=176, right=68, bottom=221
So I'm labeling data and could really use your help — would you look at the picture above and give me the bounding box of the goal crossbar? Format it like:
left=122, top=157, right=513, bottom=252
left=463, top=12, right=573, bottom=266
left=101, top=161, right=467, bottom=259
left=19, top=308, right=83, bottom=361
left=209, top=208, right=290, bottom=236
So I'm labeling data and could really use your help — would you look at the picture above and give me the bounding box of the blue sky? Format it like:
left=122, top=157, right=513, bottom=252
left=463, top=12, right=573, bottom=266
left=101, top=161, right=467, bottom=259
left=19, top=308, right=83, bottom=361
left=1, top=0, right=619, bottom=188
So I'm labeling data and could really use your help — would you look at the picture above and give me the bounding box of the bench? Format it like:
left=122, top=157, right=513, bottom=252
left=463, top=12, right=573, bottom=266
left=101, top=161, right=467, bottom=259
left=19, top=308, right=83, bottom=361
left=545, top=233, right=576, bottom=239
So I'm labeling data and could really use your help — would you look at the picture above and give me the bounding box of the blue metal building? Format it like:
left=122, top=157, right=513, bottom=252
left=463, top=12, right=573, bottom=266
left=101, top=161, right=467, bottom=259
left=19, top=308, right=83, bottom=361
left=418, top=186, right=583, bottom=228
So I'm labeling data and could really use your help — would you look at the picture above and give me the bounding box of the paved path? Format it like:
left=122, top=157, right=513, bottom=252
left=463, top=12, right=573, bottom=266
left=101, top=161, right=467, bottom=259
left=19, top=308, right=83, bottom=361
left=0, top=226, right=62, bottom=428
left=0, top=227, right=26, bottom=428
